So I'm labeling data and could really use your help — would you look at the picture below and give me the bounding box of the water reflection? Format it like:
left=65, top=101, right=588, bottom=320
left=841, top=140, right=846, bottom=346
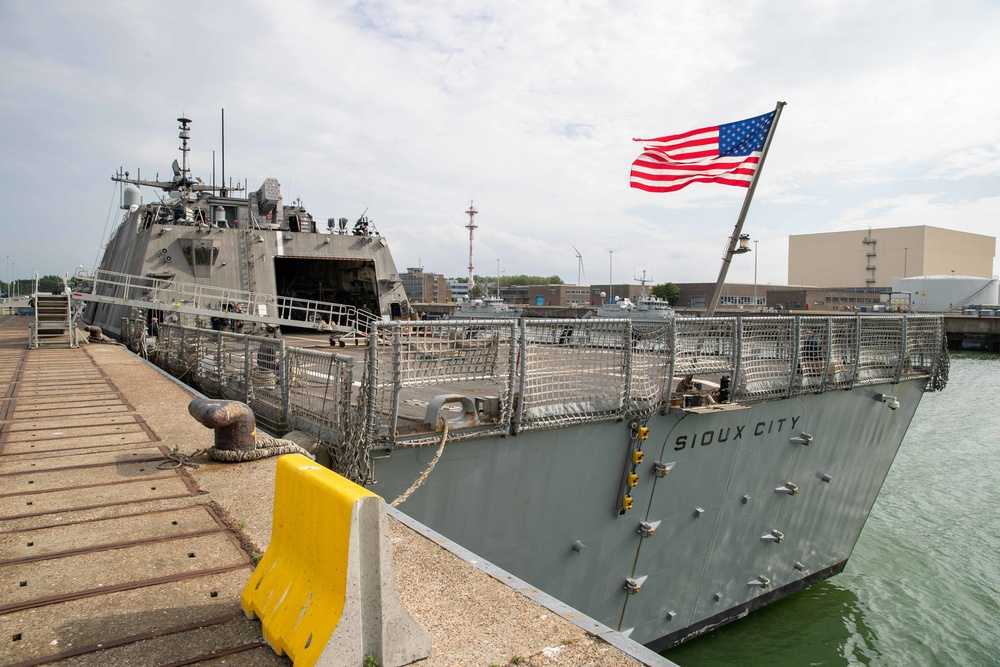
left=664, top=581, right=878, bottom=666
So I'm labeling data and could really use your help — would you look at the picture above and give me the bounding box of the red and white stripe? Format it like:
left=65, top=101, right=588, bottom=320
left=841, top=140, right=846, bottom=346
left=629, top=124, right=761, bottom=193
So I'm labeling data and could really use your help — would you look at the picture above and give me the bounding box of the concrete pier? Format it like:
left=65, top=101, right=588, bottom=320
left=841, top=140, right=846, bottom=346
left=0, top=315, right=674, bottom=667
left=944, top=314, right=1000, bottom=351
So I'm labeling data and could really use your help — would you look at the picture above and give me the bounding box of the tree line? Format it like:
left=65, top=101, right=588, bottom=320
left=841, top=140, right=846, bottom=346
left=1, top=275, right=65, bottom=297
left=453, top=274, right=564, bottom=287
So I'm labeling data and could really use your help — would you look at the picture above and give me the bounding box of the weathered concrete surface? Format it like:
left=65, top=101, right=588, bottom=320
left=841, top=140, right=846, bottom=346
left=0, top=314, right=671, bottom=667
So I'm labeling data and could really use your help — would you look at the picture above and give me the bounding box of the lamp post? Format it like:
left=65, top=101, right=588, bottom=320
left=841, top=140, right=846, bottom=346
left=608, top=250, right=614, bottom=303
left=713, top=233, right=752, bottom=311
left=753, top=240, right=759, bottom=309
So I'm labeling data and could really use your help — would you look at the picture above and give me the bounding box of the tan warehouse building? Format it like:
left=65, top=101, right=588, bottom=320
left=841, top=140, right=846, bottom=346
left=788, top=225, right=995, bottom=289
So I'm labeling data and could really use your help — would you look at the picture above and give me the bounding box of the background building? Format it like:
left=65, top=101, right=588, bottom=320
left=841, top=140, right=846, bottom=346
left=488, top=284, right=595, bottom=306
left=764, top=287, right=885, bottom=311
left=527, top=284, right=592, bottom=307
left=448, top=279, right=468, bottom=300
left=788, top=225, right=995, bottom=289
left=671, top=282, right=889, bottom=311
left=671, top=283, right=767, bottom=309
left=401, top=267, right=452, bottom=303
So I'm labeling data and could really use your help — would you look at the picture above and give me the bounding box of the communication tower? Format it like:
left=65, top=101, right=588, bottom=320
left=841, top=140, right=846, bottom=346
left=465, top=201, right=478, bottom=290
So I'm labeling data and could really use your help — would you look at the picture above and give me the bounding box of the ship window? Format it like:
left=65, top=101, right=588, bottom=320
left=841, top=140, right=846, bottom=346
left=141, top=211, right=154, bottom=232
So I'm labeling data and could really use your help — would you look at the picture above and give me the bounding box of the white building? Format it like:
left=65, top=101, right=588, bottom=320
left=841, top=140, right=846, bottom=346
left=448, top=279, right=469, bottom=300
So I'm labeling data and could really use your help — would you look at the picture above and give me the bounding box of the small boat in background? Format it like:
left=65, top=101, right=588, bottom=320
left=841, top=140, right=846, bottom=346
left=451, top=295, right=523, bottom=319
left=592, top=293, right=675, bottom=321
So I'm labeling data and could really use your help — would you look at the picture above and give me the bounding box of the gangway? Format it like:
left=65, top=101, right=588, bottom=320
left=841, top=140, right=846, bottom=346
left=70, top=267, right=378, bottom=344
left=28, top=273, right=79, bottom=349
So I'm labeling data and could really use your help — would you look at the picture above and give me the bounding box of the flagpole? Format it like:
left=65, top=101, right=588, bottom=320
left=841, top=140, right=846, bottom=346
left=705, top=101, right=786, bottom=316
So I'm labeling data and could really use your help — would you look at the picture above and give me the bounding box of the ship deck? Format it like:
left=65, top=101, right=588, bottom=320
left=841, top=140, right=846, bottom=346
left=0, top=316, right=672, bottom=667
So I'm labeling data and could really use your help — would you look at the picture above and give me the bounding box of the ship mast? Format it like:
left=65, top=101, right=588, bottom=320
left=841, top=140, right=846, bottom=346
left=465, top=201, right=478, bottom=292
left=178, top=117, right=192, bottom=183
left=111, top=116, right=239, bottom=194
left=636, top=269, right=650, bottom=295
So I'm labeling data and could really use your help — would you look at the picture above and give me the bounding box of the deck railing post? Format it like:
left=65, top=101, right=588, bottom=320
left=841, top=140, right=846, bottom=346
left=513, top=318, right=528, bottom=434
left=850, top=317, right=862, bottom=389
left=388, top=325, right=403, bottom=443
left=364, top=322, right=380, bottom=447
left=895, top=316, right=907, bottom=383
left=505, top=320, right=518, bottom=435
left=622, top=322, right=633, bottom=417
left=733, top=317, right=743, bottom=397
left=788, top=317, right=801, bottom=398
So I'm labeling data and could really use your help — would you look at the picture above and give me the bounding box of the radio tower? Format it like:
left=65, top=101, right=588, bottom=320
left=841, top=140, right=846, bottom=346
left=465, top=201, right=478, bottom=291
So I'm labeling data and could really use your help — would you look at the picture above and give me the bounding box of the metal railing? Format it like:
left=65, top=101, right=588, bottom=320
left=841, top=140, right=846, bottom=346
left=71, top=266, right=375, bottom=335
left=148, top=314, right=948, bottom=482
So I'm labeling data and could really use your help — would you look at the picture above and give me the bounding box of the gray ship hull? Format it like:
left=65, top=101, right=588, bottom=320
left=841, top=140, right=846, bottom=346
left=368, top=379, right=923, bottom=648
left=144, top=312, right=945, bottom=650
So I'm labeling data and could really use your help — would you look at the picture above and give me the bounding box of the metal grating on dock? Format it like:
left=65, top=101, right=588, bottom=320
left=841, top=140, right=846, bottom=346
left=0, top=315, right=287, bottom=667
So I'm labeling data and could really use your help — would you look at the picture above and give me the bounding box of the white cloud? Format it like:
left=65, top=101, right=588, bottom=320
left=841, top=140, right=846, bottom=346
left=0, top=0, right=998, bottom=286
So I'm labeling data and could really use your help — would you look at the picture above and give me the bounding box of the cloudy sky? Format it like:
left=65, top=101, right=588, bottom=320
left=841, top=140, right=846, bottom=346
left=2, top=0, right=998, bottom=289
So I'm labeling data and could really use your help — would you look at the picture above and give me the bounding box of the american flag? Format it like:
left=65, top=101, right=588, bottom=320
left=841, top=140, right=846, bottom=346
left=629, top=110, right=776, bottom=193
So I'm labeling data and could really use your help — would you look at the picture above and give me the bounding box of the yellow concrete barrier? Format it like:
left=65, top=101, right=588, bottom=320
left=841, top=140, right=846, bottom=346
left=242, top=454, right=431, bottom=666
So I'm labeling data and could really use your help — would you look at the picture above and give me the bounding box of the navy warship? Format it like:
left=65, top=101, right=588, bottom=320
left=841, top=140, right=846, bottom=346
left=76, top=117, right=950, bottom=651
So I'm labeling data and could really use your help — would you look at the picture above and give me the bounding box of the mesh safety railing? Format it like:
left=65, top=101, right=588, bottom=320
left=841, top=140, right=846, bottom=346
left=515, top=319, right=631, bottom=432
left=286, top=347, right=352, bottom=441
left=671, top=317, right=738, bottom=406
left=823, top=316, right=861, bottom=390
left=148, top=315, right=949, bottom=478
left=363, top=320, right=517, bottom=448
left=153, top=324, right=291, bottom=434
left=856, top=317, right=905, bottom=386
left=627, top=321, right=675, bottom=417
left=286, top=347, right=363, bottom=479
left=244, top=333, right=289, bottom=434
left=735, top=317, right=796, bottom=401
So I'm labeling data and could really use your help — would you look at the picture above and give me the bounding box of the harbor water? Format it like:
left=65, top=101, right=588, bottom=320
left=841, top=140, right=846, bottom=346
left=665, top=353, right=1000, bottom=667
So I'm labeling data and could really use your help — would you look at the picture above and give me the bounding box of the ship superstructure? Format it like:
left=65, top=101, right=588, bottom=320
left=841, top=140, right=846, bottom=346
left=79, top=117, right=410, bottom=338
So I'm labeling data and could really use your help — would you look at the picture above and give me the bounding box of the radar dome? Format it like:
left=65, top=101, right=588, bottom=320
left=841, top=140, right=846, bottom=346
left=122, top=185, right=142, bottom=209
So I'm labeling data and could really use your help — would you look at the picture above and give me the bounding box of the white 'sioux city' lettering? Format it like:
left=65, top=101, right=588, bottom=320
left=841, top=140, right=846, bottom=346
left=674, top=416, right=801, bottom=451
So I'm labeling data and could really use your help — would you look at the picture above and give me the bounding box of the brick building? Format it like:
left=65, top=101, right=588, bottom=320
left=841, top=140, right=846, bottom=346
left=401, top=267, right=452, bottom=303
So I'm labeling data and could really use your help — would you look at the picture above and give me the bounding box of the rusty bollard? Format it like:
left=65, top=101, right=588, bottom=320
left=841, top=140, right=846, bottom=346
left=188, top=399, right=257, bottom=451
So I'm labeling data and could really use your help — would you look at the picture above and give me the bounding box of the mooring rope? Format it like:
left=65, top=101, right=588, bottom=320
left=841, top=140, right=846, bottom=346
left=157, top=435, right=315, bottom=469
left=390, top=420, right=449, bottom=508
left=205, top=435, right=315, bottom=462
